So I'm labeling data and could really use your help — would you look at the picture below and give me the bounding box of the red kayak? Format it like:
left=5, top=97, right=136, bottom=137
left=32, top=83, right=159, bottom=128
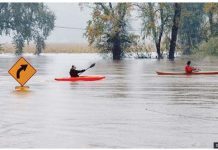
left=156, top=71, right=218, bottom=75
left=55, top=75, right=105, bottom=81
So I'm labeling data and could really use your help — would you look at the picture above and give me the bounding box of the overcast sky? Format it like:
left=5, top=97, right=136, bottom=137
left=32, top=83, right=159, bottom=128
left=47, top=3, right=140, bottom=44
left=46, top=3, right=91, bottom=44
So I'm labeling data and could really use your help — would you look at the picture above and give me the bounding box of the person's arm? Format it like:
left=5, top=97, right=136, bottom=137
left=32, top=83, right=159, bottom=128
left=192, top=66, right=200, bottom=72
left=76, top=69, right=85, bottom=73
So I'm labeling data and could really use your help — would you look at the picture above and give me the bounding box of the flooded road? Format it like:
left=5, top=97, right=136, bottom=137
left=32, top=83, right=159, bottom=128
left=0, top=53, right=218, bottom=148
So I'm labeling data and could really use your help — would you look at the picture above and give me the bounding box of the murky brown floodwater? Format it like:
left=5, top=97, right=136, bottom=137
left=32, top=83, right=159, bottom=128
left=0, top=53, right=218, bottom=148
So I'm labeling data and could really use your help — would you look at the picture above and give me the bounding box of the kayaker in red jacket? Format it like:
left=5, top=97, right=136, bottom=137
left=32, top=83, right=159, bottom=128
left=185, top=61, right=198, bottom=73
left=70, top=65, right=85, bottom=77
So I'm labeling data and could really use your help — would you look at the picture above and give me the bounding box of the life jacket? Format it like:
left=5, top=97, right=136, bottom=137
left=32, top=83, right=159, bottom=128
left=185, top=65, right=193, bottom=73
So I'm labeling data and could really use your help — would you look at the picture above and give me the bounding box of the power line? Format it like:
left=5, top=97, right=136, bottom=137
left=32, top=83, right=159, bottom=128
left=55, top=25, right=86, bottom=30
left=54, top=25, right=141, bottom=31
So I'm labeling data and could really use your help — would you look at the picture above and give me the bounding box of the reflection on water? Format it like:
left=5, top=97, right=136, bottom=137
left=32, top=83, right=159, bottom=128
left=11, top=89, right=32, bottom=98
left=0, top=54, right=218, bottom=148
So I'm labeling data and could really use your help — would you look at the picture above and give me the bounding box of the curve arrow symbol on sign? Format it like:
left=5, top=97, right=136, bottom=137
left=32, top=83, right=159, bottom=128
left=16, top=64, right=28, bottom=79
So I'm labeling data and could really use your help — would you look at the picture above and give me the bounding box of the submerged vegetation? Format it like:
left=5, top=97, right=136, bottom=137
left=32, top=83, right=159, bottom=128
left=85, top=3, right=218, bottom=60
left=84, top=3, right=134, bottom=60
left=193, top=37, right=218, bottom=56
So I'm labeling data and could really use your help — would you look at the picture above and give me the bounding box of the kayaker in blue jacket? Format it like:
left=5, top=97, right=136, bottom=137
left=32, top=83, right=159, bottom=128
left=69, top=65, right=85, bottom=77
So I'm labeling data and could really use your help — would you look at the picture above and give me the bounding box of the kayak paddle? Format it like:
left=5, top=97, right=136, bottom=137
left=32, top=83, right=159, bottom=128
left=79, top=63, right=95, bottom=75
left=85, top=63, right=95, bottom=71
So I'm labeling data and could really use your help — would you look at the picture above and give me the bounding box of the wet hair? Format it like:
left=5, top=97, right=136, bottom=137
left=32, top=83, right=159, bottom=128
left=187, top=61, right=191, bottom=65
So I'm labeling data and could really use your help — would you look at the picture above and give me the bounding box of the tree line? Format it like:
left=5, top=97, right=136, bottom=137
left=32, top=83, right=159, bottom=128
left=1, top=3, right=218, bottom=60
left=0, top=3, right=55, bottom=55
left=84, top=3, right=218, bottom=60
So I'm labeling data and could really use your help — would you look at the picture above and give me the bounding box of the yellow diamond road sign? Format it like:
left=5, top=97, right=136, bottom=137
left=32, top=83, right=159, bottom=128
left=8, top=57, right=37, bottom=86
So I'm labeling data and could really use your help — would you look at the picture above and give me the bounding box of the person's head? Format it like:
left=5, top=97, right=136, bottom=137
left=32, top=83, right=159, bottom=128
left=72, top=65, right=76, bottom=69
left=187, top=61, right=191, bottom=66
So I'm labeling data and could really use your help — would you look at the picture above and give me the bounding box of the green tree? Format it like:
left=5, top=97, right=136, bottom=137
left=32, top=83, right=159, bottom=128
left=179, top=3, right=205, bottom=55
left=138, top=3, right=173, bottom=59
left=0, top=3, right=11, bottom=36
left=0, top=3, right=55, bottom=55
left=204, top=3, right=218, bottom=37
left=191, top=3, right=218, bottom=56
left=85, top=3, right=134, bottom=60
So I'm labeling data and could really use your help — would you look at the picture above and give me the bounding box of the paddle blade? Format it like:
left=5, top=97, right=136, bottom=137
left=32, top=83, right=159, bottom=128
left=89, top=63, right=95, bottom=68
left=84, top=63, right=96, bottom=72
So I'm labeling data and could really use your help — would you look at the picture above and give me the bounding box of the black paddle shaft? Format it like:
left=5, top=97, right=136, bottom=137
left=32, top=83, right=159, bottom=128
left=79, top=63, right=95, bottom=75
